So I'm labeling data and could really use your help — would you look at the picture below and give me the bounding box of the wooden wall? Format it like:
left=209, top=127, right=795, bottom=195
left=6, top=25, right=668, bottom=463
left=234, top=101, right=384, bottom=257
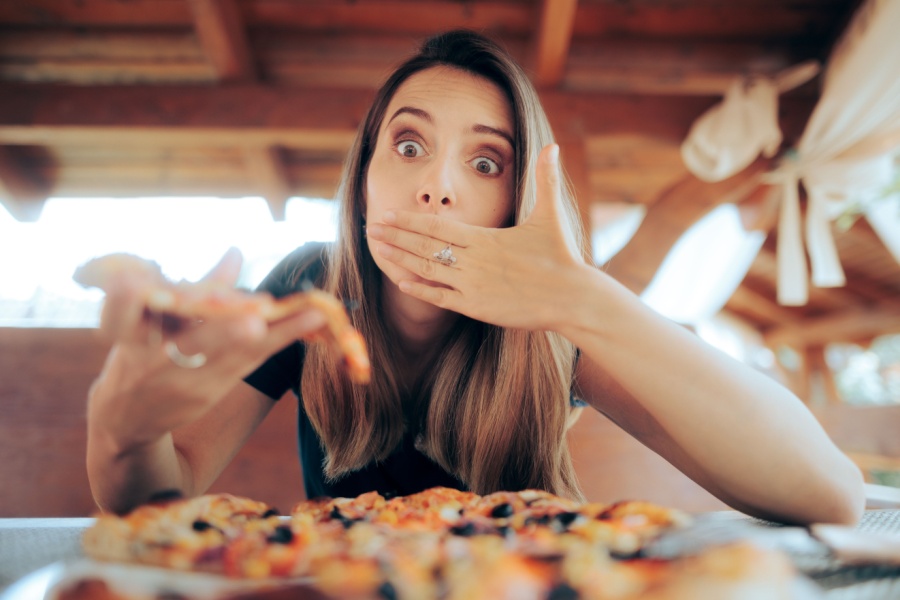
left=0, top=327, right=728, bottom=517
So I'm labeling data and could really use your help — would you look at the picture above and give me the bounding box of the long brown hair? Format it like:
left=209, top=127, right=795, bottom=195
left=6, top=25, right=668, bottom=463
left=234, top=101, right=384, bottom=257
left=300, top=30, right=587, bottom=499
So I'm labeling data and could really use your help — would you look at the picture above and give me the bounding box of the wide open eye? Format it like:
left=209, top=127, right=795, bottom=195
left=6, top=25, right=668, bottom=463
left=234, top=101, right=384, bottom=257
left=470, top=156, right=500, bottom=175
left=396, top=140, right=425, bottom=158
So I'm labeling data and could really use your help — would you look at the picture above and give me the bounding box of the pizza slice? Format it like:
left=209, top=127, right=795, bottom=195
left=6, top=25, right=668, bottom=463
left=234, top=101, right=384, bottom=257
left=73, top=252, right=370, bottom=383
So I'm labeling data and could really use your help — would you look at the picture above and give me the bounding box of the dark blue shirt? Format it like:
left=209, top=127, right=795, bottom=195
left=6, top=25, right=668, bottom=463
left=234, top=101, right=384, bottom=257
left=244, top=243, right=466, bottom=499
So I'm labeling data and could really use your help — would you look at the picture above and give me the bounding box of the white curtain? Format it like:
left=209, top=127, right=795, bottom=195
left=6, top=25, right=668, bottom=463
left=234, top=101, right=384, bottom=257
left=681, top=0, right=900, bottom=306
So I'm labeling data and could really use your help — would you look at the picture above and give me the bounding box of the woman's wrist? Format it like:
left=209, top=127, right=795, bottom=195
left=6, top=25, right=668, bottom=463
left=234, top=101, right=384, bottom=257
left=549, top=264, right=629, bottom=344
left=87, top=391, right=151, bottom=460
left=86, top=363, right=168, bottom=458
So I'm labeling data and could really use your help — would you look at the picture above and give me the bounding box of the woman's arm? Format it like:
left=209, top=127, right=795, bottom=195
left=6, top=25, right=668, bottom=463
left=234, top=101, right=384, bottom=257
left=84, top=249, right=327, bottom=514
left=560, top=265, right=864, bottom=525
left=365, top=144, right=864, bottom=525
left=87, top=375, right=275, bottom=514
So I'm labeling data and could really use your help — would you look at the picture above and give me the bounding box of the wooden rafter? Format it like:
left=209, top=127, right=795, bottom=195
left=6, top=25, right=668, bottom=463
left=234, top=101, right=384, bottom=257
left=0, top=30, right=819, bottom=95
left=0, top=146, right=49, bottom=222
left=185, top=0, right=290, bottom=218
left=532, top=0, right=578, bottom=87
left=244, top=146, right=291, bottom=221
left=750, top=248, right=873, bottom=311
left=604, top=160, right=772, bottom=295
left=0, top=83, right=816, bottom=143
left=0, top=1, right=535, bottom=34
left=0, top=126, right=355, bottom=150
left=805, top=345, right=842, bottom=405
left=725, top=285, right=799, bottom=328
left=0, top=0, right=850, bottom=40
left=765, top=303, right=900, bottom=348
left=187, top=0, right=256, bottom=82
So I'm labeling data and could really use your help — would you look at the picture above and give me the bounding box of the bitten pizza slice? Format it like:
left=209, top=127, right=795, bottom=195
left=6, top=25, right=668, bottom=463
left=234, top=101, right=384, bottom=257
left=73, top=252, right=370, bottom=383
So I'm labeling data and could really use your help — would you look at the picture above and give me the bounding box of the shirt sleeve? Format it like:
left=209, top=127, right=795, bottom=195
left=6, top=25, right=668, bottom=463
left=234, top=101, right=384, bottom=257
left=243, top=243, right=328, bottom=401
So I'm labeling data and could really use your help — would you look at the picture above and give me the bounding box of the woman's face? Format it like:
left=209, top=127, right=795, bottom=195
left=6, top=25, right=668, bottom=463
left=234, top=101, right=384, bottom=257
left=365, top=66, right=516, bottom=287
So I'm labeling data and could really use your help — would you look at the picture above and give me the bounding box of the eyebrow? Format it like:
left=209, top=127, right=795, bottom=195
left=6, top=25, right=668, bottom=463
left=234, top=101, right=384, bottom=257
left=472, top=123, right=514, bottom=149
left=388, top=106, right=433, bottom=125
left=387, top=105, right=515, bottom=149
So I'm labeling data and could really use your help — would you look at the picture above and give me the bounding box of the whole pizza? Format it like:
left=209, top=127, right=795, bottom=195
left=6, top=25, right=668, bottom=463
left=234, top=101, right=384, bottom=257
left=55, top=487, right=798, bottom=599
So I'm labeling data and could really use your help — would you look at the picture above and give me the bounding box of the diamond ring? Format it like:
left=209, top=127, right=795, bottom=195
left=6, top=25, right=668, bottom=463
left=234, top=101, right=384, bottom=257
left=432, top=245, right=457, bottom=266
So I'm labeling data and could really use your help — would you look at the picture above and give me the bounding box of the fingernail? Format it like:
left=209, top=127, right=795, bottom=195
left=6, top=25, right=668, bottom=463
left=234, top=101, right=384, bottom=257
left=549, top=144, right=560, bottom=165
left=383, top=211, right=397, bottom=224
left=366, top=223, right=383, bottom=238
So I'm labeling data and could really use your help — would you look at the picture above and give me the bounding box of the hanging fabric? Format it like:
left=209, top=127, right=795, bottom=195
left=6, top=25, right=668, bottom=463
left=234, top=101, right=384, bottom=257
left=681, top=0, right=900, bottom=306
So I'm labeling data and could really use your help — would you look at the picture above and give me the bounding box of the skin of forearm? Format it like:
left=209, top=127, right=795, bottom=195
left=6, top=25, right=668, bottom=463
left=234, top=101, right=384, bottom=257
left=86, top=424, right=191, bottom=514
left=85, top=372, right=192, bottom=514
left=555, top=265, right=864, bottom=525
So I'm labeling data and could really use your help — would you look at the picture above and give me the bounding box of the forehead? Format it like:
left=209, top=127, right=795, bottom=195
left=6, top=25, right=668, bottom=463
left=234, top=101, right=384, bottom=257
left=384, top=66, right=513, bottom=132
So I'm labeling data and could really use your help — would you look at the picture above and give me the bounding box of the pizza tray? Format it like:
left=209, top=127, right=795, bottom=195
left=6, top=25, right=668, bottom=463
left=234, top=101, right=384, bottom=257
left=3, top=554, right=826, bottom=600
left=0, top=559, right=321, bottom=600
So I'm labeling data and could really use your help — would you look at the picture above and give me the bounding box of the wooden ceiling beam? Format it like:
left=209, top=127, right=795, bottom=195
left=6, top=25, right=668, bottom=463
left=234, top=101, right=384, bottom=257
left=0, top=1, right=534, bottom=34
left=764, top=304, right=900, bottom=348
left=725, top=285, right=800, bottom=328
left=603, top=161, right=772, bottom=295
left=0, top=83, right=817, bottom=144
left=186, top=0, right=288, bottom=221
left=0, top=84, right=373, bottom=132
left=244, top=145, right=290, bottom=221
left=0, top=30, right=822, bottom=96
left=0, top=0, right=848, bottom=40
left=0, top=127, right=356, bottom=152
left=749, top=248, right=874, bottom=311
left=0, top=146, right=49, bottom=222
left=571, top=2, right=851, bottom=39
left=187, top=0, right=256, bottom=82
left=532, top=0, right=578, bottom=88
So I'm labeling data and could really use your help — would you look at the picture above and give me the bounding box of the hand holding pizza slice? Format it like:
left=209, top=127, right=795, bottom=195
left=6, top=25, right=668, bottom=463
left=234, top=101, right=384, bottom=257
left=73, top=251, right=370, bottom=384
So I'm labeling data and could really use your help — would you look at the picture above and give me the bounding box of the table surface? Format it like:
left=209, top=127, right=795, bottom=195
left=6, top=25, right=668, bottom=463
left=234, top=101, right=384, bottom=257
left=2, top=511, right=900, bottom=599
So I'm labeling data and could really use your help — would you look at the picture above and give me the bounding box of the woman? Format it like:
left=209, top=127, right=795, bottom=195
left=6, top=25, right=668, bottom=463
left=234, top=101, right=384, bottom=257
left=86, top=30, right=864, bottom=524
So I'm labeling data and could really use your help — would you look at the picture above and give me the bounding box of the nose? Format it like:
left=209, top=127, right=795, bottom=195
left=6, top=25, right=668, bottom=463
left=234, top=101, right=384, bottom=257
left=417, top=156, right=455, bottom=211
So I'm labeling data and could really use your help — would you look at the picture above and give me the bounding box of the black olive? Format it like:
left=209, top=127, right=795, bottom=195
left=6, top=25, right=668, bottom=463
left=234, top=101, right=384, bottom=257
left=262, top=508, right=280, bottom=518
left=554, top=511, right=579, bottom=528
left=449, top=522, right=477, bottom=537
left=377, top=581, right=398, bottom=600
left=546, top=582, right=579, bottom=600
left=267, top=525, right=294, bottom=544
left=490, top=503, right=514, bottom=518
left=330, top=506, right=360, bottom=529
left=191, top=520, right=213, bottom=532
left=525, top=514, right=553, bottom=527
